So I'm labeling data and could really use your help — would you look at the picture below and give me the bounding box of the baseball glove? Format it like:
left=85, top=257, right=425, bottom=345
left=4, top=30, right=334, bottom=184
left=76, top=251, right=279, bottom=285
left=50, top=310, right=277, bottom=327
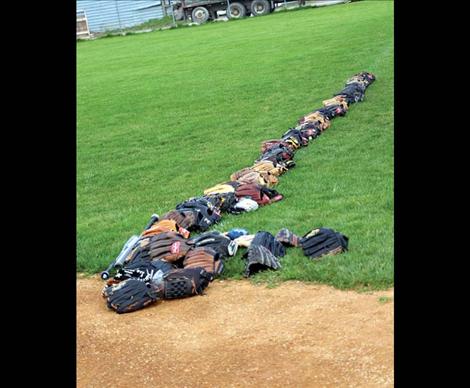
left=141, top=219, right=178, bottom=238
left=281, top=128, right=307, bottom=147
left=203, top=183, right=237, bottom=196
left=235, top=170, right=278, bottom=188
left=231, top=167, right=252, bottom=182
left=203, top=192, right=239, bottom=213
left=299, top=228, right=349, bottom=260
left=113, top=257, right=175, bottom=282
left=243, top=245, right=282, bottom=277
left=278, top=160, right=296, bottom=170
left=176, top=197, right=222, bottom=231
left=284, top=136, right=301, bottom=150
left=261, top=186, right=284, bottom=204
left=260, top=139, right=295, bottom=153
left=275, top=228, right=300, bottom=247
left=299, top=111, right=331, bottom=131
left=334, top=83, right=366, bottom=104
left=322, top=96, right=348, bottom=107
left=235, top=184, right=283, bottom=206
left=160, top=268, right=212, bottom=299
left=251, top=231, right=286, bottom=257
left=251, top=160, right=288, bottom=177
left=345, top=72, right=375, bottom=87
left=161, top=210, right=197, bottom=232
left=316, top=104, right=348, bottom=120
left=103, top=278, right=161, bottom=314
left=190, top=231, right=238, bottom=258
left=183, top=246, right=224, bottom=277
left=235, top=183, right=268, bottom=205
left=297, top=121, right=322, bottom=142
left=257, top=145, right=294, bottom=164
left=147, top=231, right=193, bottom=262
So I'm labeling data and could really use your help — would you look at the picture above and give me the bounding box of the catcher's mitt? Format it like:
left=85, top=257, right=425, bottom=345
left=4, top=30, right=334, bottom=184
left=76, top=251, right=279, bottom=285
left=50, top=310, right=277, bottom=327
left=275, top=228, right=300, bottom=247
left=147, top=231, right=193, bottom=262
left=190, top=231, right=238, bottom=258
left=243, top=245, right=282, bottom=277
left=102, top=278, right=160, bottom=314
left=183, top=246, right=224, bottom=277
left=251, top=231, right=286, bottom=257
left=299, top=228, right=349, bottom=260
left=160, top=268, right=212, bottom=299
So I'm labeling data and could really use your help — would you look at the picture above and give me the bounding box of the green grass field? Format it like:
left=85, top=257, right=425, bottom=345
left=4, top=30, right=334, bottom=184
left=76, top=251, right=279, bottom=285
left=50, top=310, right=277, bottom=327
left=77, top=0, right=394, bottom=290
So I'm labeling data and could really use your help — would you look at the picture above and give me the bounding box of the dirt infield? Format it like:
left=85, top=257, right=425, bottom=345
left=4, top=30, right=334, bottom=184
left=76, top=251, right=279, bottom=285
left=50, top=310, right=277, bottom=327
left=77, top=276, right=393, bottom=387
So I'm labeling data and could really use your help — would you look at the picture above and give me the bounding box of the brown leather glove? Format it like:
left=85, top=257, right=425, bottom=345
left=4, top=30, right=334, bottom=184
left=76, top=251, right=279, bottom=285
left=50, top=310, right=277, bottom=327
left=161, top=210, right=196, bottom=233
left=183, top=246, right=224, bottom=276
left=147, top=231, right=193, bottom=262
left=251, top=160, right=287, bottom=177
left=235, top=183, right=269, bottom=205
left=233, top=170, right=278, bottom=188
left=141, top=219, right=178, bottom=238
left=230, top=167, right=255, bottom=182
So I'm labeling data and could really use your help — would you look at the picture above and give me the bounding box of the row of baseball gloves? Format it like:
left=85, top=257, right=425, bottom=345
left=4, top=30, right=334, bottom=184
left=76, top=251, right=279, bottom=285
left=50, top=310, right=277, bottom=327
left=101, top=71, right=376, bottom=314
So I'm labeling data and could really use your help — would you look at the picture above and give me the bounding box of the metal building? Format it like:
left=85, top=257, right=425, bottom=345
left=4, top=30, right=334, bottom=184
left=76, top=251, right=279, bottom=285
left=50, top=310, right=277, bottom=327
left=76, top=0, right=165, bottom=33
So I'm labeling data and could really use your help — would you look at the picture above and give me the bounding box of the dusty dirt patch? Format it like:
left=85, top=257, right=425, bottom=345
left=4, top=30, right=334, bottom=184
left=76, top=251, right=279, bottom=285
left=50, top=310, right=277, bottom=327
left=77, top=276, right=393, bottom=387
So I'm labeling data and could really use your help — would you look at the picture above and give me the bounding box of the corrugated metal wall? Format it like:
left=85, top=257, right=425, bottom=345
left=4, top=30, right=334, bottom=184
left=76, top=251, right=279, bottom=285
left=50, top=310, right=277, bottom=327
left=76, top=0, right=164, bottom=33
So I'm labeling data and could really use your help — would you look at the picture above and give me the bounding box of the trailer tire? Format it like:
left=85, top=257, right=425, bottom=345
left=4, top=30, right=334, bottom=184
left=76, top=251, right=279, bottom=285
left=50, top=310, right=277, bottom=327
left=191, top=6, right=210, bottom=24
left=227, top=2, right=246, bottom=19
left=250, top=0, right=271, bottom=16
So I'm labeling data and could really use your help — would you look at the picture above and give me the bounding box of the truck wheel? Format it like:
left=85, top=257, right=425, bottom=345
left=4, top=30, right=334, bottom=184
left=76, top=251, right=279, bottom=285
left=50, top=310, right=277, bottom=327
left=250, top=0, right=271, bottom=16
left=227, top=2, right=246, bottom=19
left=191, top=6, right=210, bottom=24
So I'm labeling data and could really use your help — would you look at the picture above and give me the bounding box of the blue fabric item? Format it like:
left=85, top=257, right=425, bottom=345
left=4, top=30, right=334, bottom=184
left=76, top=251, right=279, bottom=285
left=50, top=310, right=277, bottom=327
left=226, top=228, right=249, bottom=240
